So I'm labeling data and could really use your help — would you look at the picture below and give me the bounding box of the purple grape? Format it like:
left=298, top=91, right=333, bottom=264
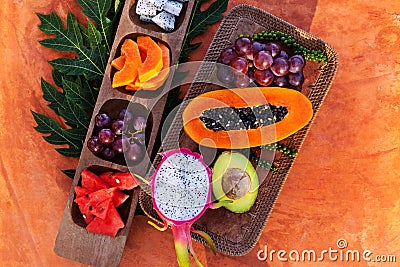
left=98, top=128, right=115, bottom=145
left=118, top=108, right=133, bottom=122
left=112, top=137, right=129, bottom=153
left=274, top=76, right=289, bottom=87
left=102, top=147, right=115, bottom=160
left=95, top=113, right=111, bottom=128
left=252, top=42, right=265, bottom=56
left=245, top=41, right=265, bottom=61
left=218, top=48, right=238, bottom=65
left=87, top=136, right=103, bottom=153
left=230, top=57, right=248, bottom=74
left=270, top=57, right=290, bottom=77
left=247, top=67, right=255, bottom=83
left=235, top=74, right=250, bottom=88
left=133, top=116, right=147, bottom=131
left=235, top=37, right=252, bottom=56
left=134, top=133, right=146, bottom=145
left=253, top=51, right=273, bottom=70
left=288, top=56, right=305, bottom=73
left=291, top=54, right=305, bottom=64
left=278, top=50, right=290, bottom=59
left=254, top=69, right=274, bottom=86
left=216, top=65, right=235, bottom=84
left=288, top=72, right=304, bottom=87
left=112, top=119, right=124, bottom=135
left=264, top=42, right=281, bottom=57
left=125, top=143, right=145, bottom=164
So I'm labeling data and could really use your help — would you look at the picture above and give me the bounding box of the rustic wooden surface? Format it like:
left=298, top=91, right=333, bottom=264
left=1, top=0, right=400, bottom=266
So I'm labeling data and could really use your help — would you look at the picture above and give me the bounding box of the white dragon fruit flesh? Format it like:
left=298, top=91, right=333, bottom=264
left=136, top=0, right=157, bottom=16
left=151, top=11, right=175, bottom=32
left=139, top=15, right=154, bottom=23
left=146, top=148, right=227, bottom=267
left=147, top=0, right=168, bottom=10
left=163, top=0, right=183, bottom=16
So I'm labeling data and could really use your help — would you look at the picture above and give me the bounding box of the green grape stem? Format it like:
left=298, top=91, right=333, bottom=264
left=250, top=151, right=277, bottom=172
left=252, top=30, right=328, bottom=64
left=260, top=142, right=299, bottom=158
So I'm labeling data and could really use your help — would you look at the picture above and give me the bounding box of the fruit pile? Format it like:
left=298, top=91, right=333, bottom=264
left=111, top=36, right=170, bottom=91
left=74, top=169, right=139, bottom=237
left=217, top=35, right=306, bottom=90
left=136, top=0, right=186, bottom=31
left=87, top=108, right=147, bottom=164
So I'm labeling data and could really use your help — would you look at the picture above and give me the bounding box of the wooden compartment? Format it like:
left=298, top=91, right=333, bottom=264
left=54, top=0, right=195, bottom=266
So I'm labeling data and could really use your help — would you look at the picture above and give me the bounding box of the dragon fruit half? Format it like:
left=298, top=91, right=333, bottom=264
left=144, top=148, right=226, bottom=266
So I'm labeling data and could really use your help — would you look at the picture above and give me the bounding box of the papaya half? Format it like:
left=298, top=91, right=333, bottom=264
left=182, top=87, right=313, bottom=149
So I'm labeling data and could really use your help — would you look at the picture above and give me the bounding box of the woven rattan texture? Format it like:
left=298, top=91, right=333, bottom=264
left=139, top=5, right=338, bottom=256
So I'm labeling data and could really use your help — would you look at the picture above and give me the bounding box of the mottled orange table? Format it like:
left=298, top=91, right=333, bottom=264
left=1, top=0, right=400, bottom=266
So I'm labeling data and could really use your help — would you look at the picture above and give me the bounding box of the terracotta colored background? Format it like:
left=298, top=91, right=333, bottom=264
left=1, top=0, right=400, bottom=266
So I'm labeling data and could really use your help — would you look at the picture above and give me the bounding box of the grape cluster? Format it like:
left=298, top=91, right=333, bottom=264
left=87, top=108, right=147, bottom=164
left=217, top=36, right=306, bottom=90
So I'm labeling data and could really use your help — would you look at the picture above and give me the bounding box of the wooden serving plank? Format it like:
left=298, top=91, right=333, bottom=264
left=139, top=4, right=338, bottom=256
left=54, top=0, right=195, bottom=266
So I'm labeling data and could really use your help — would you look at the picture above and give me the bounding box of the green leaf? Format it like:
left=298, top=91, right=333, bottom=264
left=31, top=110, right=85, bottom=150
left=58, top=98, right=90, bottom=129
left=179, top=0, right=228, bottom=62
left=62, top=78, right=96, bottom=110
left=76, top=0, right=113, bottom=52
left=37, top=11, right=105, bottom=79
left=41, top=78, right=65, bottom=116
left=61, top=169, right=76, bottom=179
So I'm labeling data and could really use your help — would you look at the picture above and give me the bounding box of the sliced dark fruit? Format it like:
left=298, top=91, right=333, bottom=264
left=212, top=152, right=258, bottom=213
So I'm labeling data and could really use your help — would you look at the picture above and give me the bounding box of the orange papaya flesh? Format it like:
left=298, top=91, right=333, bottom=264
left=111, top=56, right=126, bottom=70
left=112, top=39, right=142, bottom=88
left=182, top=87, right=313, bottom=149
left=137, top=36, right=163, bottom=83
left=134, top=42, right=170, bottom=90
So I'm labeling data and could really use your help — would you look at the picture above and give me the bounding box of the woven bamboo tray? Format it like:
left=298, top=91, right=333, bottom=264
left=140, top=4, right=338, bottom=256
left=53, top=0, right=195, bottom=266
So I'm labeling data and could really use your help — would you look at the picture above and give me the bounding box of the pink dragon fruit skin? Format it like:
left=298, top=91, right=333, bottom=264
left=148, top=148, right=220, bottom=266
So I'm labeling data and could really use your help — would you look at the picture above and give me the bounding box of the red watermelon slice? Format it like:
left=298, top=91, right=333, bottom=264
left=99, top=171, right=139, bottom=190
left=74, top=186, right=91, bottom=198
left=81, top=169, right=109, bottom=191
left=90, top=198, right=112, bottom=220
left=86, top=200, right=125, bottom=237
